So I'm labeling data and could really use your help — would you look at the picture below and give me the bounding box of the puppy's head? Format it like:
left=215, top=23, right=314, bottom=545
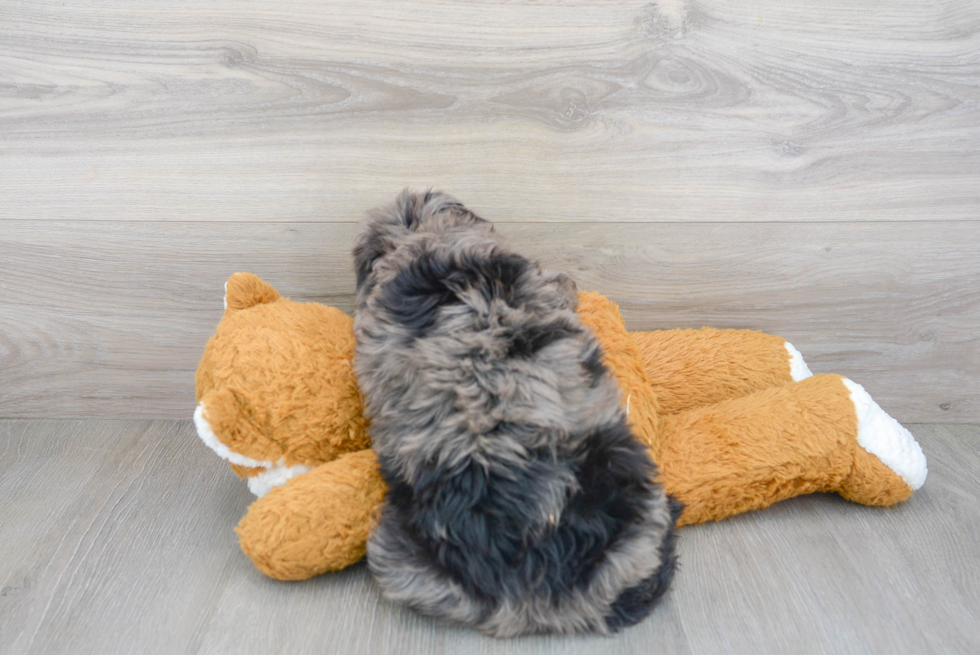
left=353, top=189, right=489, bottom=296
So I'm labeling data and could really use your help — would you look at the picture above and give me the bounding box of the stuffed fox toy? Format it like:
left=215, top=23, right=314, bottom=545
left=195, top=273, right=926, bottom=581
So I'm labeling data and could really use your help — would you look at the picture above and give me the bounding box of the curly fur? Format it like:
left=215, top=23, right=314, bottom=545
left=353, top=190, right=680, bottom=637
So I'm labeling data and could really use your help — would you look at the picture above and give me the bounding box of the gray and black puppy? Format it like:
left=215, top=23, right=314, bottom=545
left=352, top=190, right=680, bottom=637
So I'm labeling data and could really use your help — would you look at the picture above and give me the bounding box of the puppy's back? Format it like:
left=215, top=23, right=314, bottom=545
left=354, top=190, right=679, bottom=636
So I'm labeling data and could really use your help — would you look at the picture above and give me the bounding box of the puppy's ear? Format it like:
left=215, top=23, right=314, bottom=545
left=354, top=189, right=427, bottom=294
left=544, top=270, right=578, bottom=311
left=353, top=233, right=389, bottom=292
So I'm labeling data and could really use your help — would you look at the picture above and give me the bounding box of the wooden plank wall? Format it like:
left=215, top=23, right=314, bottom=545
left=1, top=0, right=978, bottom=421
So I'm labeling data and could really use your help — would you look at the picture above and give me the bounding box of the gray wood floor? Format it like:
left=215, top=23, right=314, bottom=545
left=1, top=420, right=977, bottom=654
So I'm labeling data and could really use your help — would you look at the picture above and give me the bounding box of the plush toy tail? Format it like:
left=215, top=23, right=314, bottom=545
left=224, top=272, right=281, bottom=314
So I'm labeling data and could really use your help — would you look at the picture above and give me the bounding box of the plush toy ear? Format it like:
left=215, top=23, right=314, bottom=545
left=224, top=272, right=281, bottom=314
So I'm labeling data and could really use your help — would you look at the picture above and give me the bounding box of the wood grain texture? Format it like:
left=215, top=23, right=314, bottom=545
left=0, top=420, right=254, bottom=655
left=1, top=420, right=977, bottom=654
left=1, top=0, right=978, bottom=223
left=2, top=220, right=976, bottom=421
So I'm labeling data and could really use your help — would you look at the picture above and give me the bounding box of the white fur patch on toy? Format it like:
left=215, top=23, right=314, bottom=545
left=247, top=462, right=315, bottom=497
left=195, top=403, right=313, bottom=497
left=843, top=379, right=928, bottom=490
left=194, top=403, right=274, bottom=469
left=223, top=280, right=228, bottom=311
left=784, top=342, right=814, bottom=381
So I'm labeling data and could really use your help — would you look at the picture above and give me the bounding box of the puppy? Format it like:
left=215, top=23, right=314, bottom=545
left=353, top=190, right=680, bottom=637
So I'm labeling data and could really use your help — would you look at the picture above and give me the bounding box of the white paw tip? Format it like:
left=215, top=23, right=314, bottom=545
left=223, top=280, right=228, bottom=311
left=784, top=342, right=814, bottom=381
left=843, top=379, right=928, bottom=490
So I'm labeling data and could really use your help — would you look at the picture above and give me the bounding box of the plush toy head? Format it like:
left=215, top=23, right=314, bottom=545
left=194, top=273, right=370, bottom=496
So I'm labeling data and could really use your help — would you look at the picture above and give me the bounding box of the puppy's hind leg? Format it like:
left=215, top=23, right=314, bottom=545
left=603, top=497, right=682, bottom=632
left=367, top=505, right=487, bottom=627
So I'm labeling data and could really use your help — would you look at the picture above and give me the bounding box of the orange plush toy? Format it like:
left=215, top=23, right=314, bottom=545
left=195, top=273, right=927, bottom=581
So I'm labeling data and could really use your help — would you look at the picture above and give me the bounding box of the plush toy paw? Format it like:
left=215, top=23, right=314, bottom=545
left=656, top=373, right=927, bottom=526
left=838, top=379, right=928, bottom=505
left=236, top=449, right=387, bottom=580
left=762, top=340, right=927, bottom=500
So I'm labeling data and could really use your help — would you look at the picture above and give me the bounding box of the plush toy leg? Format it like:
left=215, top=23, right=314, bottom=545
left=631, top=328, right=812, bottom=415
left=657, top=374, right=927, bottom=527
left=236, top=449, right=386, bottom=580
